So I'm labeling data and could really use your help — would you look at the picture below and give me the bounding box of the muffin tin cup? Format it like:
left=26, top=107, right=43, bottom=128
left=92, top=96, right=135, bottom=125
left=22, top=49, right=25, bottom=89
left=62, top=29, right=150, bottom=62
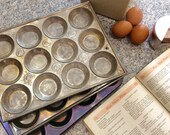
left=42, top=16, right=68, bottom=39
left=0, top=35, right=14, bottom=59
left=33, top=73, right=62, bottom=101
left=16, top=25, right=42, bottom=49
left=13, top=111, right=39, bottom=129
left=46, top=99, right=68, bottom=111
left=62, top=62, right=90, bottom=89
left=29, top=126, right=46, bottom=135
left=24, top=48, right=51, bottom=74
left=78, top=94, right=97, bottom=106
left=49, top=109, right=72, bottom=127
left=0, top=58, right=23, bottom=85
left=79, top=28, right=105, bottom=53
left=69, top=7, right=93, bottom=29
left=89, top=51, right=117, bottom=78
left=51, top=38, right=78, bottom=63
left=1, top=84, right=31, bottom=114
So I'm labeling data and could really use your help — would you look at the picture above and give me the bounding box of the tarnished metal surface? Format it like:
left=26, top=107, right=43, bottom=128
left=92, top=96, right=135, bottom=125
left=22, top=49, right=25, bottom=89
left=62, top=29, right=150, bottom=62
left=10, top=79, right=123, bottom=135
left=0, top=2, right=126, bottom=122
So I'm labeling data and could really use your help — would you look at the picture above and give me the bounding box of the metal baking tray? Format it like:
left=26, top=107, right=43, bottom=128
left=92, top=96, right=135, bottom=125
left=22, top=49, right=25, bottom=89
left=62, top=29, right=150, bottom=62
left=33, top=79, right=123, bottom=135
left=0, top=2, right=126, bottom=121
left=9, top=78, right=123, bottom=135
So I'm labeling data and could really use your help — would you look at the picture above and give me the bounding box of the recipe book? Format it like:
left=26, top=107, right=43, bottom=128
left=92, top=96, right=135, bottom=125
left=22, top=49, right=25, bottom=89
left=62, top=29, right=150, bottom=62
left=84, top=48, right=170, bottom=135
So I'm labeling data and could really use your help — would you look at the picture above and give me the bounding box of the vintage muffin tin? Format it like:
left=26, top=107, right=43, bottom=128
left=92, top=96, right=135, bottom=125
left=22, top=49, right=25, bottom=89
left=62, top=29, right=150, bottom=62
left=0, top=2, right=126, bottom=121
left=9, top=79, right=122, bottom=135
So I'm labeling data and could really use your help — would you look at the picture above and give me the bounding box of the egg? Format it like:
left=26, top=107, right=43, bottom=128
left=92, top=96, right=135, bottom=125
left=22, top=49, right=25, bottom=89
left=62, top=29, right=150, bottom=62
left=111, top=21, right=132, bottom=38
left=130, top=24, right=149, bottom=45
left=126, top=7, right=143, bottom=26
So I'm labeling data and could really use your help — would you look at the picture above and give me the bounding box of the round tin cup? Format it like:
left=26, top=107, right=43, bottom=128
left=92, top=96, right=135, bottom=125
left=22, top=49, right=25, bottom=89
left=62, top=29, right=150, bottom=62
left=16, top=25, right=42, bottom=49
left=33, top=73, right=61, bottom=101
left=79, top=28, right=105, bottom=53
left=89, top=51, right=117, bottom=78
left=46, top=98, right=68, bottom=111
left=13, top=111, right=39, bottom=129
left=24, top=48, right=51, bottom=74
left=79, top=94, right=97, bottom=106
left=0, top=35, right=14, bottom=59
left=0, top=58, right=23, bottom=85
left=68, top=7, right=93, bottom=29
left=49, top=109, right=72, bottom=127
left=1, top=84, right=31, bottom=114
left=29, top=126, right=46, bottom=135
left=78, top=89, right=91, bottom=95
left=62, top=62, right=90, bottom=89
left=42, top=16, right=68, bottom=39
left=51, top=38, right=78, bottom=63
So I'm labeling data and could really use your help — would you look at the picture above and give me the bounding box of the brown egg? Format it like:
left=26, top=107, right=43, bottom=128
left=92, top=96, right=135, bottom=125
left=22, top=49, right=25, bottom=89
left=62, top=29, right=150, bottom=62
left=130, top=24, right=149, bottom=45
left=126, top=7, right=143, bottom=26
left=111, top=21, right=133, bottom=38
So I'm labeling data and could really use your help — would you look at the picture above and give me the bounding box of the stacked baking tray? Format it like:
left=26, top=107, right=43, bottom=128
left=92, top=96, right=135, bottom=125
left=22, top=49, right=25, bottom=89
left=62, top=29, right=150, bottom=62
left=8, top=80, right=122, bottom=135
left=0, top=1, right=126, bottom=134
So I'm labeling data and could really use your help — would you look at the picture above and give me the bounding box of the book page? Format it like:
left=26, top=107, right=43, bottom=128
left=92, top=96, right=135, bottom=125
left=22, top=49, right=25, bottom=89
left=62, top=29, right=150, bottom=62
left=84, top=78, right=170, bottom=135
left=137, top=48, right=170, bottom=112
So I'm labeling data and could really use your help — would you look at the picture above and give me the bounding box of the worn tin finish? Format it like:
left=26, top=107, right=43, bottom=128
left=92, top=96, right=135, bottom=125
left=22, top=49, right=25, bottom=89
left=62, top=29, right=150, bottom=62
left=9, top=79, right=122, bottom=135
left=0, top=2, right=126, bottom=122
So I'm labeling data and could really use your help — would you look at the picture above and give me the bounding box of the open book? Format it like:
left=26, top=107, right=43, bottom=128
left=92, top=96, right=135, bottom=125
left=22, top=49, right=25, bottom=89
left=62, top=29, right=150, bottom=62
left=84, top=48, right=170, bottom=135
